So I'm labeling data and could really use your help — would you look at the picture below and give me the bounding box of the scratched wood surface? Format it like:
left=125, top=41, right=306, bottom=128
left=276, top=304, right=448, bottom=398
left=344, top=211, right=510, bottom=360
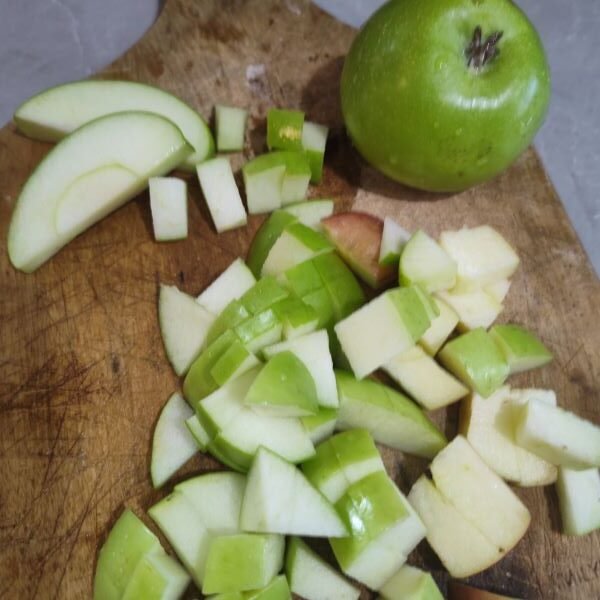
left=0, top=0, right=599, bottom=598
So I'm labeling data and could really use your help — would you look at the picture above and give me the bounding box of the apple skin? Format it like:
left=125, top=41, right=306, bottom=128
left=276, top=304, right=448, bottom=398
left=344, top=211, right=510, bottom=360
left=341, top=0, right=550, bottom=192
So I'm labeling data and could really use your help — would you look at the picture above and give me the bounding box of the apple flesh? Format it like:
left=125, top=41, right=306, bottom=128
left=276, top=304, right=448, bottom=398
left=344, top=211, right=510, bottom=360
left=556, top=467, right=600, bottom=536
left=271, top=297, right=319, bottom=340
left=267, top=108, right=304, bottom=152
left=437, top=287, right=503, bottom=331
left=301, top=407, right=338, bottom=445
left=378, top=217, right=411, bottom=267
left=122, top=552, right=190, bottom=600
left=282, top=199, right=334, bottom=230
left=215, top=105, right=247, bottom=152
left=185, top=414, right=210, bottom=451
left=489, top=324, right=552, bottom=374
left=419, top=296, right=459, bottom=355
left=302, top=121, right=328, bottom=182
left=149, top=177, right=188, bottom=241
left=379, top=565, right=443, bottom=600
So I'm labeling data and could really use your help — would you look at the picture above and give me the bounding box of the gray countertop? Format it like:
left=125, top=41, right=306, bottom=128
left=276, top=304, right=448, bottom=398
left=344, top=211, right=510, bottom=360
left=1, top=0, right=598, bottom=275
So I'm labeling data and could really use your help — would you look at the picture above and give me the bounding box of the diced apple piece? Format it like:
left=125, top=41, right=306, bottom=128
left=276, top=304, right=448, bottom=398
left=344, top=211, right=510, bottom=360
left=438, top=328, right=509, bottom=398
left=185, top=414, right=210, bottom=451
left=283, top=199, right=334, bottom=230
left=8, top=111, right=192, bottom=273
left=489, top=324, right=553, bottom=374
left=240, top=275, right=290, bottom=315
left=151, top=393, right=198, bottom=488
left=215, top=105, right=247, bottom=152
left=302, top=408, right=338, bottom=445
left=379, top=565, right=443, bottom=600
left=286, top=537, right=360, bottom=600
left=210, top=339, right=261, bottom=386
left=197, top=258, right=256, bottom=315
left=439, top=226, right=520, bottom=285
left=279, top=153, right=312, bottom=206
left=248, top=575, right=291, bottom=600
left=514, top=399, right=600, bottom=469
left=437, top=288, right=503, bottom=331
left=322, top=211, right=395, bottom=289
left=272, top=297, right=319, bottom=340
left=447, top=581, right=517, bottom=600
left=556, top=467, right=600, bottom=536
left=197, top=157, right=247, bottom=232
left=149, top=177, right=188, bottom=241
left=418, top=297, right=458, bottom=355
left=383, top=345, right=468, bottom=410
left=378, top=217, right=411, bottom=266
left=302, top=121, right=328, bottom=182
left=205, top=301, right=252, bottom=347
left=335, top=371, right=446, bottom=458
left=485, top=279, right=512, bottom=304
left=122, top=552, right=190, bottom=600
left=14, top=79, right=213, bottom=169
left=233, top=309, right=283, bottom=354
left=241, top=153, right=286, bottom=214
left=267, top=108, right=304, bottom=151
left=240, top=447, right=347, bottom=537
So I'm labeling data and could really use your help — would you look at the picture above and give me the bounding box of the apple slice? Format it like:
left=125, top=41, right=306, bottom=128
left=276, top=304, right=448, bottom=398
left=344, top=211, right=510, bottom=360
left=8, top=111, right=192, bottom=273
left=321, top=211, right=395, bottom=288
left=399, top=230, right=457, bottom=292
left=286, top=537, right=360, bottom=600
left=210, top=339, right=261, bottom=386
left=185, top=414, right=210, bottom=451
left=247, top=575, right=291, bottom=600
left=279, top=153, right=312, bottom=206
left=335, top=370, right=447, bottom=458
left=378, top=217, right=411, bottom=266
left=215, top=105, right=247, bottom=152
left=240, top=447, right=347, bottom=537
left=437, top=288, right=503, bottom=331
left=448, top=581, right=518, bottom=600
left=419, top=296, right=459, bottom=355
left=151, top=393, right=198, bottom=488
left=283, top=199, right=334, bottom=230
left=14, top=79, right=213, bottom=169
left=267, top=108, right=304, bottom=151
left=379, top=565, right=443, bottom=600
left=272, top=297, right=319, bottom=340
left=302, top=408, right=338, bottom=445
left=240, top=275, right=290, bottom=315
left=149, top=177, right=188, bottom=241
left=241, top=153, right=286, bottom=214
left=302, top=121, right=328, bottom=182
left=556, top=467, right=600, bottom=536
left=159, top=284, right=216, bottom=376
left=122, top=552, right=190, bottom=600
left=489, top=324, right=553, bottom=374
left=197, top=258, right=256, bottom=315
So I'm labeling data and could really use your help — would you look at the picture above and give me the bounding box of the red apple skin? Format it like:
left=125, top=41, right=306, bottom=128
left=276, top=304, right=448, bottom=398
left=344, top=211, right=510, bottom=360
left=448, top=581, right=520, bottom=600
left=321, top=212, right=396, bottom=289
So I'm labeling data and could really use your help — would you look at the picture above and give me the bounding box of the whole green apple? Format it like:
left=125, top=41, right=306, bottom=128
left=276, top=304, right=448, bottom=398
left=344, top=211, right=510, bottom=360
left=341, top=0, right=550, bottom=192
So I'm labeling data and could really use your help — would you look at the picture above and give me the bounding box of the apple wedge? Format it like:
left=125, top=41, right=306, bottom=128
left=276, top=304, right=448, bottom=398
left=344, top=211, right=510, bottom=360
left=302, top=121, right=328, bottom=182
left=14, top=79, right=213, bottom=169
left=379, top=565, right=443, bottom=600
left=215, top=105, right=247, bottom=152
left=8, top=111, right=192, bottom=272
left=556, top=467, right=600, bottom=536
left=149, top=177, right=188, bottom=241
left=122, top=552, right=190, bottom=600
left=378, top=217, right=411, bottom=266
left=419, top=296, right=459, bottom=355
left=272, top=297, right=319, bottom=340
left=489, top=324, right=553, bottom=374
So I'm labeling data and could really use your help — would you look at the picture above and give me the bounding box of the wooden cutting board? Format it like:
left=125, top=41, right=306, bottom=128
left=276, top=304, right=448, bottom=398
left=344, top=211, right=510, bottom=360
left=0, top=0, right=598, bottom=598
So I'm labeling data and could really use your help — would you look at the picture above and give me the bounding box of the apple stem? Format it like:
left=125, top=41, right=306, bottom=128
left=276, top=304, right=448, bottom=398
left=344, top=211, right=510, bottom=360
left=466, top=26, right=503, bottom=69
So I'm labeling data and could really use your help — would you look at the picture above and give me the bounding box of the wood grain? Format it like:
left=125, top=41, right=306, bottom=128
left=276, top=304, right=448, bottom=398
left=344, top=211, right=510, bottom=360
left=0, top=0, right=598, bottom=598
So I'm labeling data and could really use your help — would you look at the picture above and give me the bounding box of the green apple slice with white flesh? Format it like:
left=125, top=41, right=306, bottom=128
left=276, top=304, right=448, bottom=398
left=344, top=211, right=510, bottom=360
left=335, top=370, right=446, bottom=458
left=556, top=467, right=600, bottom=536
left=263, top=329, right=338, bottom=408
left=244, top=351, right=319, bottom=417
left=197, top=157, right=247, bottom=232
left=159, top=284, right=216, bottom=376
left=197, top=258, right=256, bottom=315
left=407, top=476, right=503, bottom=578
left=247, top=575, right=292, bottom=600
left=215, top=105, right=247, bottom=152
left=267, top=108, right=304, bottom=152
left=514, top=399, right=600, bottom=469
left=240, top=276, right=290, bottom=315
left=485, top=278, right=512, bottom=304
left=210, top=339, right=261, bottom=387
left=279, top=153, right=312, bottom=205
left=378, top=217, right=411, bottom=266
left=439, top=226, right=520, bottom=285
left=202, top=534, right=284, bottom=595
left=438, top=328, right=509, bottom=398
left=302, top=408, right=338, bottom=445
left=334, top=286, right=431, bottom=379
left=151, top=393, right=198, bottom=488
left=272, top=297, right=319, bottom=340
left=242, top=153, right=286, bottom=214
left=460, top=387, right=557, bottom=486
left=122, top=552, right=190, bottom=600
left=240, top=447, right=347, bottom=537
left=185, top=414, right=210, bottom=451
left=261, top=222, right=333, bottom=277
left=8, top=111, right=192, bottom=273
left=302, top=429, right=385, bottom=503
left=436, top=287, right=503, bottom=332
left=94, top=509, right=163, bottom=600
left=233, top=310, right=283, bottom=354
left=331, top=472, right=426, bottom=590
left=399, top=230, right=457, bottom=292
left=379, top=565, right=443, bottom=600
left=282, top=199, right=334, bottom=230
left=14, top=79, right=213, bottom=170
left=489, top=324, right=553, bottom=374
left=302, top=121, right=328, bottom=182
left=149, top=177, right=188, bottom=241
left=419, top=296, right=458, bottom=355
left=286, top=537, right=360, bottom=600
left=205, top=301, right=251, bottom=347
left=430, top=436, right=531, bottom=552
left=383, top=345, right=468, bottom=410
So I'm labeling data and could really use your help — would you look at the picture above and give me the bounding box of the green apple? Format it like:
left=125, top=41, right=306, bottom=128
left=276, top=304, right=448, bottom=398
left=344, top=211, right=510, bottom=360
left=240, top=447, right=347, bottom=537
left=247, top=575, right=291, bottom=600
left=240, top=276, right=290, bottom=315
left=271, top=297, right=319, bottom=340
left=197, top=258, right=256, bottom=315
left=340, top=0, right=550, bottom=192
left=267, top=108, right=304, bottom=151
left=335, top=370, right=447, bottom=458
left=379, top=565, right=443, bottom=600
left=383, top=345, right=469, bottom=410
left=399, top=230, right=457, bottom=292
left=210, top=338, right=260, bottom=386
left=378, top=217, right=411, bottom=266
left=437, top=287, right=503, bottom=331
left=242, top=153, right=286, bottom=214
left=301, top=407, right=338, bottom=445
left=215, top=105, right=247, bottom=152
left=301, top=121, right=328, bottom=182
left=330, top=472, right=426, bottom=590
left=244, top=351, right=319, bottom=417
left=206, top=301, right=251, bottom=346
left=122, top=552, right=190, bottom=600
left=14, top=79, right=214, bottom=169
left=197, top=157, right=247, bottom=233
left=438, top=327, right=509, bottom=397
left=485, top=278, right=512, bottom=304
left=278, top=153, right=312, bottom=205
left=149, top=177, right=188, bottom=241
left=185, top=414, right=210, bottom=451
left=233, top=309, right=283, bottom=354
left=514, top=399, right=600, bottom=469
left=8, top=111, right=191, bottom=273
left=282, top=257, right=324, bottom=297
left=418, top=297, right=459, bottom=355
left=286, top=537, right=360, bottom=600
left=94, top=509, right=163, bottom=600
left=202, top=534, right=284, bottom=595
left=556, top=467, right=600, bottom=536
left=489, top=324, right=553, bottom=374
left=158, top=284, right=216, bottom=376
left=283, top=199, right=334, bottom=229
left=151, top=393, right=198, bottom=488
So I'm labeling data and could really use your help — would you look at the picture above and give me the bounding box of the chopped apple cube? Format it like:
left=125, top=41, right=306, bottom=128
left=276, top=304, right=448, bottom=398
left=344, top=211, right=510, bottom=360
left=215, top=105, right=247, bottom=152
left=302, top=121, right=328, bottom=182
left=419, top=296, right=459, bottom=355
left=122, top=552, right=190, bottom=600
left=378, top=217, right=411, bottom=266
left=489, top=324, right=553, bottom=374
left=485, top=278, right=512, bottom=304
left=556, top=467, right=600, bottom=536
left=149, top=177, right=188, bottom=241
left=437, top=287, right=503, bottom=331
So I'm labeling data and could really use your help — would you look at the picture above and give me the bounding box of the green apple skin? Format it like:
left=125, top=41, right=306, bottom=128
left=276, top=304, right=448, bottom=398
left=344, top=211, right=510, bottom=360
left=379, top=564, right=443, bottom=600
left=246, top=575, right=291, bottom=600
left=122, top=553, right=190, bottom=600
left=207, top=301, right=251, bottom=346
left=489, top=323, right=552, bottom=374
left=241, top=276, right=290, bottom=315
left=341, top=0, right=550, bottom=192
left=267, top=109, right=304, bottom=151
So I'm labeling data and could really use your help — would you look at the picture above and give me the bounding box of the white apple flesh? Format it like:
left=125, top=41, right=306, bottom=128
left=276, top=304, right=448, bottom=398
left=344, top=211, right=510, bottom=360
left=149, top=177, right=188, bottom=241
